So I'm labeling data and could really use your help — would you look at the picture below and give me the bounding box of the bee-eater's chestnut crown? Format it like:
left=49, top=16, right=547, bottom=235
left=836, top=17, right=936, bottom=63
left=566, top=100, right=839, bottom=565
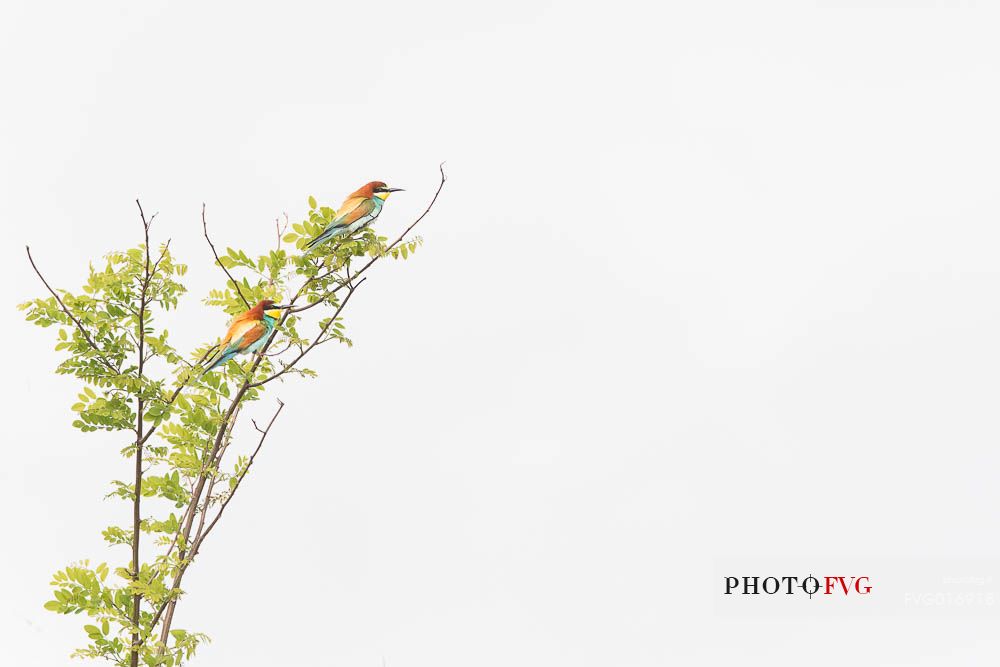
left=354, top=180, right=405, bottom=200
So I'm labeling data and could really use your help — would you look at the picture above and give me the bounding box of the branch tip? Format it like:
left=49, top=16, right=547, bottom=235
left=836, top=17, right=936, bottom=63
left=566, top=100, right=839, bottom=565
left=202, top=204, right=253, bottom=310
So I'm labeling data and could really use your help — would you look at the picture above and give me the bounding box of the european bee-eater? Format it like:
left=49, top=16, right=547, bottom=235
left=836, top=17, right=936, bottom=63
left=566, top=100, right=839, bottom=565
left=305, top=181, right=403, bottom=250
left=204, top=299, right=284, bottom=372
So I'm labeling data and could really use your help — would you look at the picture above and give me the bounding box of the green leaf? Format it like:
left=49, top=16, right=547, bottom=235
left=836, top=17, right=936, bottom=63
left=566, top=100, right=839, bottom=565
left=308, top=195, right=317, bottom=209
left=43, top=600, right=61, bottom=612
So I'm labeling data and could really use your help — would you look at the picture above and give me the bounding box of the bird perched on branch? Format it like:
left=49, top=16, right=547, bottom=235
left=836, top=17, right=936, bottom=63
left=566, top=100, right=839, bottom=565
left=305, top=181, right=403, bottom=250
left=203, top=299, right=285, bottom=372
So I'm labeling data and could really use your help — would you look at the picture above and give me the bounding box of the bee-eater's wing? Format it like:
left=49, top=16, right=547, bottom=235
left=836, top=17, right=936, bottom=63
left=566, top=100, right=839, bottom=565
left=306, top=197, right=377, bottom=248
left=228, top=319, right=267, bottom=353
left=208, top=318, right=261, bottom=365
left=219, top=313, right=253, bottom=347
left=332, top=196, right=376, bottom=227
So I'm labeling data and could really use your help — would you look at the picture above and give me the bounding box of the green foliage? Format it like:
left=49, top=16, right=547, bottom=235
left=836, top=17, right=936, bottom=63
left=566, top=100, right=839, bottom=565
left=21, top=186, right=431, bottom=665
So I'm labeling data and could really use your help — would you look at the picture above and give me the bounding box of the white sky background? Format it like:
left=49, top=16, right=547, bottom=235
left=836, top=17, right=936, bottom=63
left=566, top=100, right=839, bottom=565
left=3, top=0, right=1000, bottom=664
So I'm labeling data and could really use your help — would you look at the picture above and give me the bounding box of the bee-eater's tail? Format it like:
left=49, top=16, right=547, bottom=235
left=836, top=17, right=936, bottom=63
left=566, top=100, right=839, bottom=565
left=305, top=224, right=352, bottom=251
left=202, top=351, right=232, bottom=374
left=305, top=232, right=328, bottom=250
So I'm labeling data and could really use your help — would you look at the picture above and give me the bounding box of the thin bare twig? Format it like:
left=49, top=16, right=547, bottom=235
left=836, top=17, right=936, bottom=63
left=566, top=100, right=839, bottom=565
left=264, top=339, right=296, bottom=357
left=202, top=204, right=252, bottom=309
left=275, top=213, right=289, bottom=255
left=25, top=247, right=121, bottom=374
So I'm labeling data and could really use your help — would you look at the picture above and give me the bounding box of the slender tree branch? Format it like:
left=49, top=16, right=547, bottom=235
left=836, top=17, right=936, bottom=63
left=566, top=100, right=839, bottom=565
left=148, top=397, right=284, bottom=633
left=197, top=400, right=283, bottom=546
left=25, top=246, right=121, bottom=374
left=160, top=499, right=195, bottom=565
left=202, top=203, right=252, bottom=309
left=130, top=198, right=154, bottom=667
left=195, top=403, right=243, bottom=540
left=135, top=200, right=157, bottom=230
left=156, top=403, right=243, bottom=648
left=148, top=239, right=172, bottom=292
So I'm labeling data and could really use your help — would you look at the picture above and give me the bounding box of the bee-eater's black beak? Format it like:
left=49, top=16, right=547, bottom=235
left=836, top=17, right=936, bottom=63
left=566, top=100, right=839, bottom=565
left=272, top=304, right=292, bottom=309
left=387, top=188, right=404, bottom=192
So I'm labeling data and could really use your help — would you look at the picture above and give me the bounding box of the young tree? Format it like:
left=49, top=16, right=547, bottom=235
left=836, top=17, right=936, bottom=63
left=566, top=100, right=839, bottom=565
left=21, top=167, right=446, bottom=666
